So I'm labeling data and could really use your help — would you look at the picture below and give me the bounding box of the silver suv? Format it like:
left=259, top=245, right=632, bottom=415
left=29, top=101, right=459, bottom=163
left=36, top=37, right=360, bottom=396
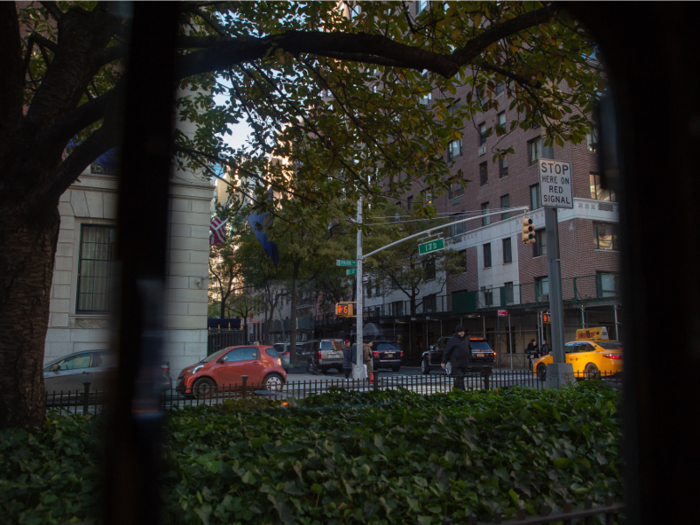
left=301, top=339, right=344, bottom=373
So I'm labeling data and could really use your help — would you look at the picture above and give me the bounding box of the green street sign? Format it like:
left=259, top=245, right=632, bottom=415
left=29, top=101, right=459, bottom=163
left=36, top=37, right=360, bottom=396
left=418, top=238, right=445, bottom=255
left=346, top=268, right=357, bottom=276
left=336, top=259, right=356, bottom=267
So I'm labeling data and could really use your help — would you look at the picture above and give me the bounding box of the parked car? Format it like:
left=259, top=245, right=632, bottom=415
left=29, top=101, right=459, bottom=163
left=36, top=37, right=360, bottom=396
left=43, top=350, right=172, bottom=392
left=273, top=342, right=303, bottom=366
left=420, top=336, right=496, bottom=375
left=533, top=335, right=623, bottom=381
left=176, top=345, right=286, bottom=398
left=299, top=339, right=344, bottom=373
left=371, top=341, right=404, bottom=372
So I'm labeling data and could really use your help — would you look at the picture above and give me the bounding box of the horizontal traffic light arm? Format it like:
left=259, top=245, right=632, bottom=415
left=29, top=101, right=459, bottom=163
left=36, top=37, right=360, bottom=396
left=362, top=206, right=530, bottom=259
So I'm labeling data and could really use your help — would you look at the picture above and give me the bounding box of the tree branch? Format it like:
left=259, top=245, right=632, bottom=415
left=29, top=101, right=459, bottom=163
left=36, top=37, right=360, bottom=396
left=0, top=2, right=23, bottom=143
left=39, top=1, right=64, bottom=22
left=480, top=62, right=542, bottom=89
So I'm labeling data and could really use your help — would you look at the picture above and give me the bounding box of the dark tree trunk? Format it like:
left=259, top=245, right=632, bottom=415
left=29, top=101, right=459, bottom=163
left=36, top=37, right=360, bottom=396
left=0, top=207, right=60, bottom=429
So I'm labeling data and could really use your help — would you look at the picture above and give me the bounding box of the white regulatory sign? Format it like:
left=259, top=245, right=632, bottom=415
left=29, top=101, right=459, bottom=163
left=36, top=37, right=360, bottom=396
left=539, top=159, right=573, bottom=209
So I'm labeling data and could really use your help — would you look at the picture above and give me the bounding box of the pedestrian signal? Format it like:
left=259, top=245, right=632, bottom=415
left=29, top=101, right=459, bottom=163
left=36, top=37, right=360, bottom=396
left=521, top=216, right=535, bottom=244
left=336, top=302, right=355, bottom=317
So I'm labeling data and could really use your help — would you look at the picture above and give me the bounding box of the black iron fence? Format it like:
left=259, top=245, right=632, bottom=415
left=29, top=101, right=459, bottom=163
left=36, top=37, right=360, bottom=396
left=207, top=328, right=245, bottom=355
left=419, top=495, right=624, bottom=524
left=45, top=370, right=621, bottom=414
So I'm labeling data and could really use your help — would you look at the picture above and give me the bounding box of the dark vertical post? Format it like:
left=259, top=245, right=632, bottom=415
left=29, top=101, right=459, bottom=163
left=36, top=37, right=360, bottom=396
left=103, top=5, right=179, bottom=525
left=241, top=376, right=248, bottom=400
left=83, top=382, right=91, bottom=415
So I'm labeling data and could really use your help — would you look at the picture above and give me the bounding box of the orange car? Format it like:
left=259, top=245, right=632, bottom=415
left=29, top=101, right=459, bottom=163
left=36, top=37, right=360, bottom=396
left=176, top=345, right=286, bottom=398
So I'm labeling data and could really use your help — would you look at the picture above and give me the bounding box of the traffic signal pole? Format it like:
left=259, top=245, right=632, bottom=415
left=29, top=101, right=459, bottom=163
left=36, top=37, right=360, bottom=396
left=354, top=197, right=365, bottom=380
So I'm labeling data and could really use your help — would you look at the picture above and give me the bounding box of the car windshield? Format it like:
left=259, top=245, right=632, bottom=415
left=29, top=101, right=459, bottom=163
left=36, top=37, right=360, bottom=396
left=597, top=342, right=623, bottom=350
left=470, top=340, right=493, bottom=351
left=377, top=343, right=400, bottom=351
left=265, top=348, right=278, bottom=357
left=321, top=341, right=342, bottom=351
left=199, top=347, right=231, bottom=364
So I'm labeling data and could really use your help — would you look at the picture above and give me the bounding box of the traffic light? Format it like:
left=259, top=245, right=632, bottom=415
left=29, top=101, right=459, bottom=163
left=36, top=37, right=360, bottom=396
left=521, top=216, right=535, bottom=244
left=543, top=312, right=551, bottom=324
left=335, top=302, right=355, bottom=317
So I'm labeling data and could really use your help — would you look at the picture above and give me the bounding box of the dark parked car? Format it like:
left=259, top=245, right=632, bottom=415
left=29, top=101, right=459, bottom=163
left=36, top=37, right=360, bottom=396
left=44, top=350, right=172, bottom=392
left=420, top=336, right=495, bottom=375
left=371, top=341, right=404, bottom=372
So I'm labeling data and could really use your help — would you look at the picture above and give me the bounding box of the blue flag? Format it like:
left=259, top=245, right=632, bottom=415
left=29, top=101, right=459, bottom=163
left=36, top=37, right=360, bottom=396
left=246, top=206, right=279, bottom=267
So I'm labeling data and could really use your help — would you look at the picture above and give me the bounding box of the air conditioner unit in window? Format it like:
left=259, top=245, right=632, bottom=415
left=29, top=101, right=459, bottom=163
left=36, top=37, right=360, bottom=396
left=478, top=146, right=486, bottom=156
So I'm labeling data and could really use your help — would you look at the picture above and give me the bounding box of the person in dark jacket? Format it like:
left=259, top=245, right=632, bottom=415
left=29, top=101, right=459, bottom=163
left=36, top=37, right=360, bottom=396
left=441, top=325, right=471, bottom=390
left=525, top=339, right=539, bottom=368
left=540, top=340, right=550, bottom=356
left=342, top=339, right=355, bottom=379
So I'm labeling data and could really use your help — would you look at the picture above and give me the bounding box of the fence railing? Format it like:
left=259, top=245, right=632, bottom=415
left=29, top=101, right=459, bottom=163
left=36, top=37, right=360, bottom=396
left=419, top=495, right=624, bottom=525
left=45, top=370, right=621, bottom=414
left=207, top=328, right=245, bottom=355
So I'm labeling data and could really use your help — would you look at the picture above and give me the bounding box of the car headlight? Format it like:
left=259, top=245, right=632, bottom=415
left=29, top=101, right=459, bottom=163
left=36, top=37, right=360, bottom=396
left=190, top=365, right=204, bottom=374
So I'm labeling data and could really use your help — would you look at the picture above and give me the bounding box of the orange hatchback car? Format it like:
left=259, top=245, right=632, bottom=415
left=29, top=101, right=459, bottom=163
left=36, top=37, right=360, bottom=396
left=176, top=345, right=286, bottom=398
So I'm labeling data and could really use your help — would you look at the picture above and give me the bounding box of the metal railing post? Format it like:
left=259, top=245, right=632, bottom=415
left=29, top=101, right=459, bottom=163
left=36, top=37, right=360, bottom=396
left=241, top=375, right=248, bottom=399
left=83, top=382, right=91, bottom=415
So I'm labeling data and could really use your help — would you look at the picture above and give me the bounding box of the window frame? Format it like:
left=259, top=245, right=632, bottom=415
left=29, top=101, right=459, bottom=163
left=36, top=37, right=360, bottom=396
left=499, top=155, right=508, bottom=177
left=501, top=194, right=511, bottom=219
left=483, top=243, right=492, bottom=268
left=479, top=161, right=488, bottom=186
left=478, top=122, right=487, bottom=146
left=504, top=282, right=514, bottom=304
left=594, top=222, right=620, bottom=251
left=533, top=229, right=547, bottom=257
left=528, top=137, right=543, bottom=165
left=481, top=202, right=490, bottom=226
left=502, top=237, right=512, bottom=264
left=530, top=184, right=541, bottom=210
left=76, top=224, right=117, bottom=314
left=458, top=249, right=467, bottom=273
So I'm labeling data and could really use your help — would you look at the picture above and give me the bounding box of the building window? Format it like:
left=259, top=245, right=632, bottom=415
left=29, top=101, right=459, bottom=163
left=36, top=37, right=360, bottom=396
left=502, top=237, right=512, bottom=264
left=458, top=249, right=467, bottom=273
left=504, top=282, right=514, bottom=304
left=534, top=229, right=547, bottom=257
left=367, top=281, right=372, bottom=298
left=479, top=162, right=488, bottom=186
left=590, top=173, right=617, bottom=202
left=416, top=0, right=428, bottom=14
left=501, top=194, right=511, bottom=219
left=478, top=123, right=487, bottom=146
left=530, top=184, right=541, bottom=210
left=497, top=111, right=506, bottom=128
left=392, top=300, right=404, bottom=317
left=586, top=129, right=599, bottom=153
left=448, top=178, right=464, bottom=199
left=594, top=222, right=619, bottom=250
left=421, top=190, right=433, bottom=206
left=77, top=225, right=116, bottom=313
left=477, top=85, right=488, bottom=107
left=419, top=91, right=431, bottom=105
left=407, top=195, right=413, bottom=211
left=535, top=277, right=549, bottom=302
left=499, top=156, right=508, bottom=177
left=596, top=272, right=618, bottom=298
left=423, top=294, right=437, bottom=313
left=447, top=138, right=463, bottom=161
left=483, top=243, right=492, bottom=268
left=450, top=215, right=466, bottom=236
left=495, top=83, right=505, bottom=96
left=481, top=202, right=490, bottom=226
left=423, top=258, right=436, bottom=280
left=481, top=286, right=494, bottom=307
left=528, top=137, right=543, bottom=165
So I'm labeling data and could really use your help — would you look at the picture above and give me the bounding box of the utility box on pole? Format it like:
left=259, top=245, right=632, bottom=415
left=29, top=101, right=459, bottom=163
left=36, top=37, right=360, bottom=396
left=539, top=158, right=575, bottom=388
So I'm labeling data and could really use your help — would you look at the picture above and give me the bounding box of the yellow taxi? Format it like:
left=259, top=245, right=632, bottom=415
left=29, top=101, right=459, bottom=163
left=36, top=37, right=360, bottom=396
left=533, top=327, right=623, bottom=381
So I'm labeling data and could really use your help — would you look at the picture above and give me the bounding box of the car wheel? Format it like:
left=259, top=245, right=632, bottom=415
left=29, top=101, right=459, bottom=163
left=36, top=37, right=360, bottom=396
left=263, top=373, right=285, bottom=391
left=537, top=364, right=547, bottom=382
left=193, top=377, right=216, bottom=399
left=421, top=359, right=430, bottom=375
left=391, top=365, right=400, bottom=373
left=585, top=363, right=600, bottom=380
left=444, top=362, right=452, bottom=376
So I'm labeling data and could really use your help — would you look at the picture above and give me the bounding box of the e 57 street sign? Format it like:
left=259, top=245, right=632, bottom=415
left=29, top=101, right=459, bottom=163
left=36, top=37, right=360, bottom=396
left=336, top=259, right=356, bottom=267
left=539, top=159, right=573, bottom=209
left=346, top=268, right=357, bottom=276
left=418, top=238, right=445, bottom=255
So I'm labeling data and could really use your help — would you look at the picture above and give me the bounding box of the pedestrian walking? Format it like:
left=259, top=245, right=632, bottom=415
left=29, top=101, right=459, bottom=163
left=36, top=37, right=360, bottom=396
left=525, top=339, right=539, bottom=368
left=540, top=339, right=550, bottom=356
left=342, top=339, right=355, bottom=379
left=363, top=341, right=375, bottom=383
left=441, top=325, right=471, bottom=391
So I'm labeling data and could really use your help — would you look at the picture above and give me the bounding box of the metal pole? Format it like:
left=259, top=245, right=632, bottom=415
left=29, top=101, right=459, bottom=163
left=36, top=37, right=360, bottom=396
left=581, top=305, right=586, bottom=328
left=544, top=207, right=572, bottom=387
left=614, top=304, right=619, bottom=340
left=354, top=197, right=365, bottom=379
left=508, top=313, right=513, bottom=370
left=482, top=315, right=486, bottom=338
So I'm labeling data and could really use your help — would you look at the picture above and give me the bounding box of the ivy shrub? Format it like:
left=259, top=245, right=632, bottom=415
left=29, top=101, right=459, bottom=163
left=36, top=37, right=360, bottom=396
left=0, top=383, right=622, bottom=525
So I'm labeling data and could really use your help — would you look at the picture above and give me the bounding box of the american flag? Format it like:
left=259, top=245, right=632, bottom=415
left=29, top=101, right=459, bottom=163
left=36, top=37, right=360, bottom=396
left=209, top=216, right=228, bottom=246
